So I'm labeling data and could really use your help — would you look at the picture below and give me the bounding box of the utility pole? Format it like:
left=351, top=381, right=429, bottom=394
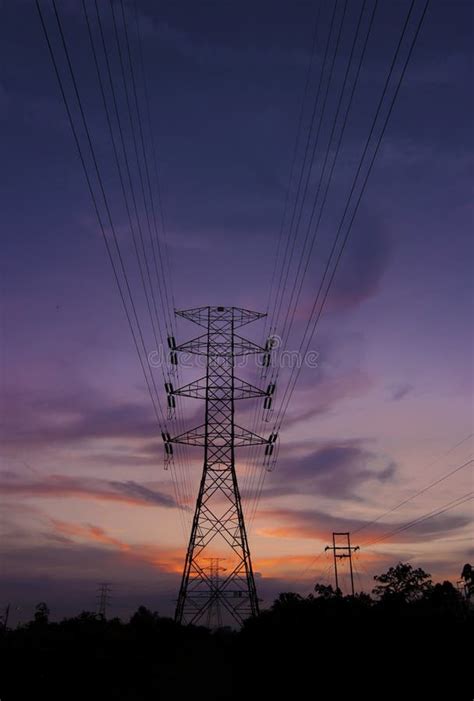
left=97, top=583, right=112, bottom=618
left=164, top=306, right=273, bottom=626
left=325, top=532, right=360, bottom=596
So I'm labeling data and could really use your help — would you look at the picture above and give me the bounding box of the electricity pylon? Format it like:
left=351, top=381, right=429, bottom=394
left=325, top=532, right=359, bottom=596
left=203, top=558, right=227, bottom=629
left=163, top=306, right=274, bottom=626
left=97, top=583, right=112, bottom=618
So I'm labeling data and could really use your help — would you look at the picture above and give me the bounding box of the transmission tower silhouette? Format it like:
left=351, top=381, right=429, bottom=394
left=203, top=558, right=227, bottom=628
left=325, top=532, right=359, bottom=596
left=163, top=306, right=273, bottom=626
left=96, top=583, right=112, bottom=618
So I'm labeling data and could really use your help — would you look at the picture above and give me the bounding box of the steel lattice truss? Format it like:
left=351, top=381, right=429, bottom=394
left=169, top=306, right=268, bottom=626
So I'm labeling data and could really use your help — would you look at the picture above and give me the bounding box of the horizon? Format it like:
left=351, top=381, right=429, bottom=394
left=1, top=0, right=473, bottom=627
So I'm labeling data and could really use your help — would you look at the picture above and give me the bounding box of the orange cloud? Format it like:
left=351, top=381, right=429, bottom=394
left=52, top=520, right=131, bottom=553
left=0, top=473, right=176, bottom=509
left=254, top=506, right=470, bottom=547
left=50, top=518, right=184, bottom=573
left=254, top=553, right=320, bottom=576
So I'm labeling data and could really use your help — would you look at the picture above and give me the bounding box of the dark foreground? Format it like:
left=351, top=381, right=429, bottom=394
left=1, top=583, right=472, bottom=701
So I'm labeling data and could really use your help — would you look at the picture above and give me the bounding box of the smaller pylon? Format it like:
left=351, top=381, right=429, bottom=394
left=0, top=604, right=10, bottom=632
left=97, top=583, right=112, bottom=618
left=203, top=558, right=227, bottom=629
left=325, top=532, right=360, bottom=596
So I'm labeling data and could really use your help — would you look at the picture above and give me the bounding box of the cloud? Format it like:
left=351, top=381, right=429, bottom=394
left=0, top=472, right=177, bottom=509
left=2, top=517, right=186, bottom=580
left=1, top=391, right=158, bottom=448
left=134, top=9, right=312, bottom=71
left=0, top=386, right=170, bottom=458
left=254, top=439, right=395, bottom=500
left=51, top=520, right=131, bottom=552
left=389, top=382, right=414, bottom=401
left=325, top=208, right=392, bottom=313
left=281, top=368, right=373, bottom=428
left=256, top=506, right=472, bottom=545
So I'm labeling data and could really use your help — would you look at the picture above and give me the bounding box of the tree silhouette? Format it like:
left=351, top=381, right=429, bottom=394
left=33, top=602, right=50, bottom=625
left=129, top=605, right=160, bottom=629
left=271, top=592, right=303, bottom=611
left=313, top=583, right=338, bottom=599
left=373, top=562, right=432, bottom=603
left=0, top=566, right=472, bottom=701
left=461, top=563, right=473, bottom=599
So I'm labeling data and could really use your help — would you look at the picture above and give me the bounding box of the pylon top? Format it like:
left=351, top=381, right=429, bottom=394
left=175, top=306, right=266, bottom=329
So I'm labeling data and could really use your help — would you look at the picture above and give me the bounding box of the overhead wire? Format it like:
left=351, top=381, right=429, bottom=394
left=36, top=0, right=166, bottom=430
left=353, top=455, right=473, bottom=536
left=271, top=0, right=349, bottom=340
left=119, top=0, right=195, bottom=518
left=132, top=0, right=177, bottom=321
left=108, top=0, right=192, bottom=525
left=360, top=491, right=474, bottom=548
left=261, top=0, right=322, bottom=340
left=115, top=0, right=193, bottom=519
left=241, top=0, right=325, bottom=516
left=92, top=0, right=190, bottom=526
left=37, top=0, right=189, bottom=538
left=272, top=0, right=430, bottom=435
left=249, top=0, right=430, bottom=530
left=277, top=0, right=376, bottom=358
left=266, top=0, right=340, bottom=341
left=116, top=0, right=174, bottom=335
left=243, top=0, right=344, bottom=520
left=246, top=0, right=379, bottom=529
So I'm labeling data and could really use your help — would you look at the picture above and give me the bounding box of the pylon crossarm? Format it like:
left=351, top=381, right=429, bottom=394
left=169, top=424, right=268, bottom=448
left=176, top=306, right=266, bottom=330
left=169, top=424, right=206, bottom=446
left=175, top=334, right=208, bottom=355
left=172, top=376, right=207, bottom=399
left=233, top=334, right=266, bottom=355
left=232, top=378, right=268, bottom=399
left=234, top=424, right=269, bottom=446
left=172, top=376, right=267, bottom=400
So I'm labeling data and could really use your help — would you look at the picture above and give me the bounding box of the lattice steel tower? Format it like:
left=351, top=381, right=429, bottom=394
left=163, top=306, right=274, bottom=626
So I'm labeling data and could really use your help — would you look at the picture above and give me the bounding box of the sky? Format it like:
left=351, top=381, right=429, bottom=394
left=1, top=0, right=473, bottom=623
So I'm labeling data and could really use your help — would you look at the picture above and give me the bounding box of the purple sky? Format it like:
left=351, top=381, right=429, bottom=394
left=1, top=0, right=473, bottom=622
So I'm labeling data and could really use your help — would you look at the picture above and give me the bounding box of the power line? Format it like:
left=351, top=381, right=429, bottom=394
left=117, top=0, right=193, bottom=516
left=271, top=0, right=349, bottom=340
left=36, top=0, right=166, bottom=430
left=245, top=0, right=379, bottom=527
left=88, top=0, right=191, bottom=528
left=132, top=0, right=177, bottom=324
left=105, top=0, right=169, bottom=347
left=242, top=0, right=324, bottom=515
left=267, top=0, right=340, bottom=340
left=361, top=491, right=474, bottom=548
left=353, top=455, right=473, bottom=535
left=116, top=0, right=175, bottom=335
left=82, top=0, right=165, bottom=359
left=37, top=1, right=191, bottom=540
left=86, top=0, right=190, bottom=532
left=277, top=0, right=377, bottom=358
left=272, top=0, right=430, bottom=434
left=260, top=0, right=322, bottom=351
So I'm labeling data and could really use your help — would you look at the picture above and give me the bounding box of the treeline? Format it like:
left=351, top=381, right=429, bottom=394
left=1, top=563, right=472, bottom=700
